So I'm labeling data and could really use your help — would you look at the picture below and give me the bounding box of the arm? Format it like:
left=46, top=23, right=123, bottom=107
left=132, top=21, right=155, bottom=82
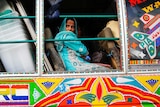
left=64, top=33, right=89, bottom=56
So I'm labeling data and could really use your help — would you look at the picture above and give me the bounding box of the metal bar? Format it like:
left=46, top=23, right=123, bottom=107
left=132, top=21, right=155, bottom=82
left=45, top=37, right=119, bottom=42
left=59, top=14, right=117, bottom=18
left=0, top=16, right=35, bottom=19
left=0, top=38, right=119, bottom=43
left=0, top=15, right=117, bottom=19
left=0, top=40, right=36, bottom=44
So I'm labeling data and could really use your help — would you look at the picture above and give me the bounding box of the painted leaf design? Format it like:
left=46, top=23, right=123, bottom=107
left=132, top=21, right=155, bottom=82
left=102, top=95, right=118, bottom=104
left=80, top=93, right=96, bottom=103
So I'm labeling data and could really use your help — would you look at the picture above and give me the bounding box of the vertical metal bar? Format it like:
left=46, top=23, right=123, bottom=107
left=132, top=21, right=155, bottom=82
left=37, top=0, right=54, bottom=74
left=116, top=0, right=127, bottom=73
left=119, top=0, right=129, bottom=73
left=36, top=0, right=43, bottom=74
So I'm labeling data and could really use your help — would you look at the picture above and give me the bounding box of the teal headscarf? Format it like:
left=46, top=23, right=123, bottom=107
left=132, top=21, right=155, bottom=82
left=55, top=18, right=79, bottom=51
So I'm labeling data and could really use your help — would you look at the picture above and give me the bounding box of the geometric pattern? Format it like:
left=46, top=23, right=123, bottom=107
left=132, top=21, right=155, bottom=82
left=134, top=75, right=160, bottom=93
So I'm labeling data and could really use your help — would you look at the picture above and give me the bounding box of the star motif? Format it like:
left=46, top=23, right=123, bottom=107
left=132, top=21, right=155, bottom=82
left=138, top=52, right=146, bottom=59
left=131, top=42, right=138, bottom=49
left=133, top=21, right=140, bottom=28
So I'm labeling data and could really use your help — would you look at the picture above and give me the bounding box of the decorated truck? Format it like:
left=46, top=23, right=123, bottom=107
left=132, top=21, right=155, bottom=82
left=0, top=0, right=160, bottom=106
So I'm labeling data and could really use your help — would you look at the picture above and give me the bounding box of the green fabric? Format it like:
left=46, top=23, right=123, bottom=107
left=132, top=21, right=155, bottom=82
left=0, top=9, right=12, bottom=16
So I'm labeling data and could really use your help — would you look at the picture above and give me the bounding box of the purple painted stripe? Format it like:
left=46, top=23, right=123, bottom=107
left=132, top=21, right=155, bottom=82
left=147, top=22, right=160, bottom=34
left=0, top=102, right=28, bottom=105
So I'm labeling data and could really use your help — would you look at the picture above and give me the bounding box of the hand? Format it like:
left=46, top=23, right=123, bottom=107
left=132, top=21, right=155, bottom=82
left=85, top=56, right=91, bottom=61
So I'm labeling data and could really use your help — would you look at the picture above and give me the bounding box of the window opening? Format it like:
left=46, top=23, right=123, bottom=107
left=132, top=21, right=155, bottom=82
left=126, top=0, right=160, bottom=72
left=44, top=0, right=123, bottom=74
left=0, top=0, right=37, bottom=74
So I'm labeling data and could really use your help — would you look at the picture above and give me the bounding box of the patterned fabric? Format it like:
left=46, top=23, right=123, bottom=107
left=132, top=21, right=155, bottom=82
left=54, top=18, right=110, bottom=72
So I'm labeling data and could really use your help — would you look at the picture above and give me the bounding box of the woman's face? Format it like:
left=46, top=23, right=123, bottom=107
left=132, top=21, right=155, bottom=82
left=66, top=19, right=75, bottom=32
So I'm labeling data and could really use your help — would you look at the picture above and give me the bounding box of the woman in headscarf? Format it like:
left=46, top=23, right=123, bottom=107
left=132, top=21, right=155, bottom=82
left=54, top=18, right=110, bottom=72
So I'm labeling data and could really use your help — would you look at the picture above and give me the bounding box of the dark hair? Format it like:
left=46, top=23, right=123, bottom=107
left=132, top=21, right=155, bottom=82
left=66, top=18, right=75, bottom=23
left=66, top=18, right=76, bottom=27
